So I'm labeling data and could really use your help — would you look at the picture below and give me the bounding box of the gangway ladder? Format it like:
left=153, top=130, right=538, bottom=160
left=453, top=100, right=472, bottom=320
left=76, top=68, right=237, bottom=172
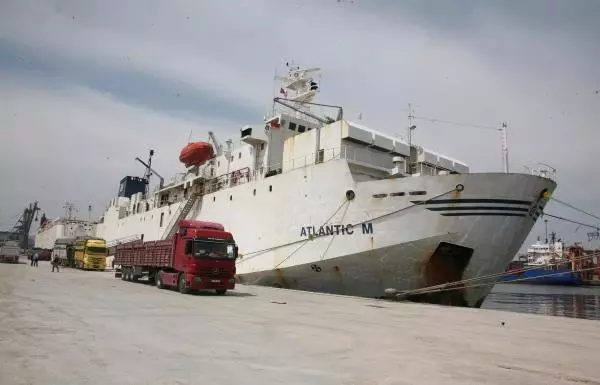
left=161, top=192, right=201, bottom=240
left=106, top=234, right=143, bottom=249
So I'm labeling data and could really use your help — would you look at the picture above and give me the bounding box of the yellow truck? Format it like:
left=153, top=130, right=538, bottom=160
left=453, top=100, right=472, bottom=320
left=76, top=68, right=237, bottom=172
left=74, top=237, right=107, bottom=270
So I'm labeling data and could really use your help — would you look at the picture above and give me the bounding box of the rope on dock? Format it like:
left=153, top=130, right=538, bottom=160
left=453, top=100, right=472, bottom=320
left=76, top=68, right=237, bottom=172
left=396, top=267, right=600, bottom=298
left=394, top=251, right=600, bottom=299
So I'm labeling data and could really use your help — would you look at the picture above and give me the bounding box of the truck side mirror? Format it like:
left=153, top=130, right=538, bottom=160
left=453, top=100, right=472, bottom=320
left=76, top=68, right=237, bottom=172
left=233, top=245, right=239, bottom=259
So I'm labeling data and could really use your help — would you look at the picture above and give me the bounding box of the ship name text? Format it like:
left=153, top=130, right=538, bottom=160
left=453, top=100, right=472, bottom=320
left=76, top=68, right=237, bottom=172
left=300, top=223, right=373, bottom=237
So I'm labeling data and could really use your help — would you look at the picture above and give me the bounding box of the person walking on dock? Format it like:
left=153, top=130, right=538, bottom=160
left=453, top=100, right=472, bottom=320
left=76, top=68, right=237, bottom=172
left=32, top=252, right=39, bottom=267
left=51, top=255, right=60, bottom=272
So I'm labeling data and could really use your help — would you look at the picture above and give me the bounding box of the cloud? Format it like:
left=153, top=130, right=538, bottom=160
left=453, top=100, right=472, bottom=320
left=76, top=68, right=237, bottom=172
left=1, top=0, right=599, bottom=251
left=0, top=77, right=239, bottom=228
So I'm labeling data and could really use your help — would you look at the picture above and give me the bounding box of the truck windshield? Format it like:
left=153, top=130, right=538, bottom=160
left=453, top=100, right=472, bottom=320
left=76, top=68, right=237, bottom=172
left=87, top=247, right=106, bottom=254
left=193, top=240, right=236, bottom=259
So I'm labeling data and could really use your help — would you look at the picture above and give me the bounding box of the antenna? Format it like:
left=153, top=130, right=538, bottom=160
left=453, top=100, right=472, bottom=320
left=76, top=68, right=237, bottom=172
left=88, top=204, right=92, bottom=222
left=62, top=202, right=77, bottom=220
left=187, top=130, right=193, bottom=144
left=407, top=103, right=416, bottom=172
left=501, top=122, right=509, bottom=173
left=144, top=150, right=154, bottom=197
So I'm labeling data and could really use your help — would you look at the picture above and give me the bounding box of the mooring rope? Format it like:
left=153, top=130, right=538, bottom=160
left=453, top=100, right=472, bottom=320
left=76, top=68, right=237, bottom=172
left=394, top=251, right=600, bottom=298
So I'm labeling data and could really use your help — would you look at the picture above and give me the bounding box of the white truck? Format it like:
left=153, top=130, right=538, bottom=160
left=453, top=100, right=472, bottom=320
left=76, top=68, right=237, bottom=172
left=52, top=237, right=76, bottom=267
left=0, top=241, right=21, bottom=263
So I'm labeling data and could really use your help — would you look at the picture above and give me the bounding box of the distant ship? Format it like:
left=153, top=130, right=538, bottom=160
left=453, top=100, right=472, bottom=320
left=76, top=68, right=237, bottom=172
left=501, top=233, right=581, bottom=285
left=37, top=64, right=557, bottom=307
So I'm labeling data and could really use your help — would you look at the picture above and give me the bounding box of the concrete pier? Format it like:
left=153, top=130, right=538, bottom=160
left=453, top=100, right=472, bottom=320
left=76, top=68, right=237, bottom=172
left=1, top=262, right=599, bottom=385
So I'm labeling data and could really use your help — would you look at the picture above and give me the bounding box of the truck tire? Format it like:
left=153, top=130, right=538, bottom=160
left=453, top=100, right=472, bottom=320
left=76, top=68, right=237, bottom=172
left=216, top=289, right=227, bottom=295
left=178, top=274, right=190, bottom=294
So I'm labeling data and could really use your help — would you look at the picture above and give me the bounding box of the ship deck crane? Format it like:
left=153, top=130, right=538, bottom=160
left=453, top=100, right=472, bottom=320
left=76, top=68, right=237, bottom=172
left=208, top=131, right=222, bottom=156
left=11, top=201, right=40, bottom=249
left=135, top=150, right=165, bottom=198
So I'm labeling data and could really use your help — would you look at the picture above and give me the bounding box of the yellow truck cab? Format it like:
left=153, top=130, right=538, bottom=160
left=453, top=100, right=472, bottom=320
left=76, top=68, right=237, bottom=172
left=74, top=237, right=107, bottom=271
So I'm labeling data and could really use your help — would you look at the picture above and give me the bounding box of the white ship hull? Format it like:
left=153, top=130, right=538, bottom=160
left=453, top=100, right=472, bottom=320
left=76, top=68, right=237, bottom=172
left=97, top=159, right=555, bottom=307
left=88, top=65, right=558, bottom=307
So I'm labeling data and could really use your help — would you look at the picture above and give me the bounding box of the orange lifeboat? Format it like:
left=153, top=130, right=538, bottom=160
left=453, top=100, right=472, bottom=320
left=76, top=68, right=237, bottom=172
left=179, top=141, right=214, bottom=168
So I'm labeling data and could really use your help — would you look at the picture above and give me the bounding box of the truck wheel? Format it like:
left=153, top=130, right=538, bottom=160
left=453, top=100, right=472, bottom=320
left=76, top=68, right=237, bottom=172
left=120, top=271, right=126, bottom=280
left=156, top=272, right=164, bottom=290
left=178, top=274, right=190, bottom=294
left=216, top=289, right=227, bottom=295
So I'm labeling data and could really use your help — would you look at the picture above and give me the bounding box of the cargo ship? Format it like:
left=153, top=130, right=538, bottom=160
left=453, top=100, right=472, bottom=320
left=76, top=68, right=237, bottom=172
left=38, top=64, right=557, bottom=307
left=501, top=233, right=600, bottom=286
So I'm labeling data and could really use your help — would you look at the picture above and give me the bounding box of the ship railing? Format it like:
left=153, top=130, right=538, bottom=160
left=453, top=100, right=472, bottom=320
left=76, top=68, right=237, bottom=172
left=260, top=145, right=402, bottom=176
left=258, top=147, right=344, bottom=176
left=202, top=167, right=252, bottom=195
left=523, top=163, right=556, bottom=181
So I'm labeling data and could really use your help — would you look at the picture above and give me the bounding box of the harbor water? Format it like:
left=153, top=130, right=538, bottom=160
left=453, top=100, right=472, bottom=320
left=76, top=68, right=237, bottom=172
left=483, top=283, right=600, bottom=321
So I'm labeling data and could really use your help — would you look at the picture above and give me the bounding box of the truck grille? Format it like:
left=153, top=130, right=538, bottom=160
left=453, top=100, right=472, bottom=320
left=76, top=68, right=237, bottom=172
left=198, top=267, right=229, bottom=278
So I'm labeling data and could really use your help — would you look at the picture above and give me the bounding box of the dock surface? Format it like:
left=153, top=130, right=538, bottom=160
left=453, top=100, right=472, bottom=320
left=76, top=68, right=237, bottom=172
left=1, top=262, right=599, bottom=385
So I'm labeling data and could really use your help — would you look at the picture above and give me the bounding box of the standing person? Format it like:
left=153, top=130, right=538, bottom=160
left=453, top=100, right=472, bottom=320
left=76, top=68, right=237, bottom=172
left=51, top=255, right=60, bottom=272
left=29, top=254, right=33, bottom=266
left=33, top=252, right=39, bottom=267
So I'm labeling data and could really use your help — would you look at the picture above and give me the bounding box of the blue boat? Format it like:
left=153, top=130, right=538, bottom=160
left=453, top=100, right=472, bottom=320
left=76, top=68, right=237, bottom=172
left=500, top=232, right=581, bottom=286
left=500, top=265, right=581, bottom=285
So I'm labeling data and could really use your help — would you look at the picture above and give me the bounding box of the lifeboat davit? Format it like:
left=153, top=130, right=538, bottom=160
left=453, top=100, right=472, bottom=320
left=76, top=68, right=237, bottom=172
left=179, top=141, right=214, bottom=168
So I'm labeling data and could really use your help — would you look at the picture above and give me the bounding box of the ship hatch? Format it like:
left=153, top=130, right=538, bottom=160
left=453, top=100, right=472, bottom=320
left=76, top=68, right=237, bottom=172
left=416, top=242, right=473, bottom=306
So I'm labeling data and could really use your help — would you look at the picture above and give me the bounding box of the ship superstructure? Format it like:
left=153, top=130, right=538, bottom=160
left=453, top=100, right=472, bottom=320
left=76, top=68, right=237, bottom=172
left=35, top=214, right=97, bottom=250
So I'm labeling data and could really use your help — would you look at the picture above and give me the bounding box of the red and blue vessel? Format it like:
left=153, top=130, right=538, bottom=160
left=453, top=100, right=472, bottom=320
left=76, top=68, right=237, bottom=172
left=501, top=233, right=582, bottom=285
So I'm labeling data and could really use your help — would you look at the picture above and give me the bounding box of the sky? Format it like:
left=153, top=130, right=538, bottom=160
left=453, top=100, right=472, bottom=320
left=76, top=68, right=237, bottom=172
left=1, top=0, right=599, bottom=252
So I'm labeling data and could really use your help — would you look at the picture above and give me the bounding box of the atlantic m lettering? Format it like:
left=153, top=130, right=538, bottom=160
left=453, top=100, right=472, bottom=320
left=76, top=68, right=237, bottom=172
left=299, top=223, right=373, bottom=237
left=361, top=222, right=373, bottom=234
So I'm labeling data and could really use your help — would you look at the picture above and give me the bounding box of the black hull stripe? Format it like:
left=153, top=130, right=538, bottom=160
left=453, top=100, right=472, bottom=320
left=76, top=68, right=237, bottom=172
left=427, top=206, right=529, bottom=212
left=412, top=198, right=532, bottom=206
left=441, top=212, right=526, bottom=217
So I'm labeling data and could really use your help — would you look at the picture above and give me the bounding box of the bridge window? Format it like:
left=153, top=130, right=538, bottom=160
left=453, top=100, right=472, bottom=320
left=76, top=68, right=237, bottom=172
left=298, top=125, right=306, bottom=133
left=269, top=185, right=272, bottom=192
left=230, top=195, right=232, bottom=201
left=289, top=122, right=297, bottom=131
left=260, top=143, right=265, bottom=150
left=409, top=191, right=427, bottom=196
left=373, top=193, right=388, bottom=198
left=160, top=212, right=164, bottom=227
left=253, top=189, right=256, bottom=196
left=390, top=192, right=405, bottom=197
left=241, top=127, right=252, bottom=137
left=238, top=152, right=241, bottom=159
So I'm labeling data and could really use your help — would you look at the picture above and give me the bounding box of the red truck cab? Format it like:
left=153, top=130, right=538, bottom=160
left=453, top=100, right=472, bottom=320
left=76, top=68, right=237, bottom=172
left=117, top=219, right=238, bottom=295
